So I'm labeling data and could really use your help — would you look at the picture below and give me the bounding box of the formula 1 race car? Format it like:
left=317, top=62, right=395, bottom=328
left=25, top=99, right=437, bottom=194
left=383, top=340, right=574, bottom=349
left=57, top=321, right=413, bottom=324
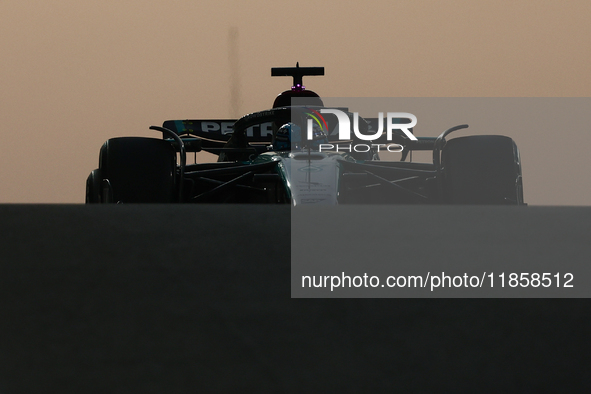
left=86, top=64, right=525, bottom=205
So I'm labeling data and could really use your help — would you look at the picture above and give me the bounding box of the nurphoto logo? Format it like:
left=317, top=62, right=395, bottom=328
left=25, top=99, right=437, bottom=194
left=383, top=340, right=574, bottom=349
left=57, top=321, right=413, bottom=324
left=304, top=109, right=418, bottom=153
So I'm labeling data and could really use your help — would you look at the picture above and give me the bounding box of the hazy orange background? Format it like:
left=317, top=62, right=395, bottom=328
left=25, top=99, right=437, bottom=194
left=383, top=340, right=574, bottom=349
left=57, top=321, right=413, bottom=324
left=1, top=1, right=590, bottom=204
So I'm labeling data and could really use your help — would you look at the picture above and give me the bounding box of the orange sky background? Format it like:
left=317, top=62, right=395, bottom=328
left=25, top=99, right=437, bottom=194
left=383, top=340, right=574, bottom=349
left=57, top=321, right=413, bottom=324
left=1, top=0, right=590, bottom=204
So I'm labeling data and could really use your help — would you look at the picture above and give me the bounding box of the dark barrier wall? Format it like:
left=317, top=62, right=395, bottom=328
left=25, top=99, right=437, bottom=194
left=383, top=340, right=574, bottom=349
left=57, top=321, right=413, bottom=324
left=0, top=205, right=588, bottom=392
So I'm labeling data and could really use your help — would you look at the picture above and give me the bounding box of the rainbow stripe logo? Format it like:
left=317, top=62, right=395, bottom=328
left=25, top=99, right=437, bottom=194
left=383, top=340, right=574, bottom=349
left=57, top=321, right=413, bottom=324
left=304, top=108, right=329, bottom=139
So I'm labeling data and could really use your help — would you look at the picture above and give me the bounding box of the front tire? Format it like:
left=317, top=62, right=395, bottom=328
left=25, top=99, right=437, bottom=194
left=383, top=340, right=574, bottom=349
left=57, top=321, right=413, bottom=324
left=98, top=137, right=177, bottom=203
left=441, top=135, right=524, bottom=204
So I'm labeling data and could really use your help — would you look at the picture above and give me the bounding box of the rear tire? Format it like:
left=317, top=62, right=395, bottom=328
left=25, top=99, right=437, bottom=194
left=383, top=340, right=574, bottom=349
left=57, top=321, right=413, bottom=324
left=85, top=169, right=102, bottom=203
left=99, top=137, right=177, bottom=203
left=441, top=135, right=524, bottom=204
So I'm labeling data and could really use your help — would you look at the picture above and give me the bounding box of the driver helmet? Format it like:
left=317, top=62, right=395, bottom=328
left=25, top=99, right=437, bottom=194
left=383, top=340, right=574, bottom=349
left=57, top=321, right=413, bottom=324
left=272, top=122, right=329, bottom=151
left=272, top=122, right=301, bottom=151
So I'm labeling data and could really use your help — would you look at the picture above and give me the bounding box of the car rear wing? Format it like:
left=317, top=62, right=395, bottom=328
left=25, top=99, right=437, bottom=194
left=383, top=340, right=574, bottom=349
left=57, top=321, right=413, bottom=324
left=161, top=119, right=275, bottom=156
left=161, top=115, right=441, bottom=156
left=163, top=120, right=232, bottom=142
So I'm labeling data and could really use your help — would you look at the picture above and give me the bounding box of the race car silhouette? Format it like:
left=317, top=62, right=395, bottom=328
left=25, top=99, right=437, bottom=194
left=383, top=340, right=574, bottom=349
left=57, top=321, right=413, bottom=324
left=86, top=64, right=524, bottom=205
